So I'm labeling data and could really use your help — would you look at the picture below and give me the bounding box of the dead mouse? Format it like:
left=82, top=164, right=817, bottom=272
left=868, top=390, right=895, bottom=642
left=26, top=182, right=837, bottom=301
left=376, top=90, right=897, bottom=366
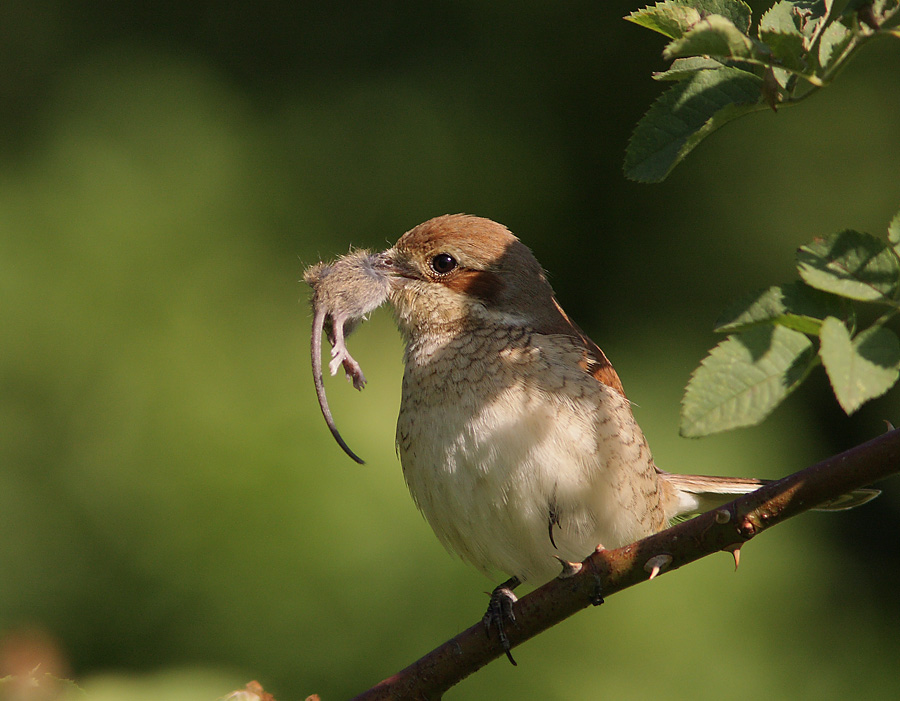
left=303, top=249, right=391, bottom=463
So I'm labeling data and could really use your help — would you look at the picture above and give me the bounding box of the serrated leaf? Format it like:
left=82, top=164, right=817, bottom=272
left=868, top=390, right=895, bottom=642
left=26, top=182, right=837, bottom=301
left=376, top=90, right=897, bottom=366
left=819, top=317, right=900, bottom=413
left=761, top=30, right=810, bottom=72
left=793, top=1, right=833, bottom=44
left=715, top=281, right=846, bottom=334
left=879, top=0, right=900, bottom=29
left=760, top=1, right=805, bottom=35
left=756, top=2, right=812, bottom=87
left=653, top=56, right=725, bottom=81
left=626, top=2, right=703, bottom=39
left=627, top=0, right=754, bottom=37
left=687, top=0, right=754, bottom=33
left=888, top=208, right=900, bottom=256
left=625, top=66, right=767, bottom=182
left=681, top=325, right=816, bottom=436
left=664, top=14, right=769, bottom=62
left=818, top=17, right=853, bottom=67
left=760, top=1, right=837, bottom=70
left=797, top=229, right=900, bottom=301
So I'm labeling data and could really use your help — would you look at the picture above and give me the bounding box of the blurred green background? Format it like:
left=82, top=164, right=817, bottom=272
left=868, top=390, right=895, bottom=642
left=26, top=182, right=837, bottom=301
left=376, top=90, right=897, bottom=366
left=2, top=2, right=899, bottom=699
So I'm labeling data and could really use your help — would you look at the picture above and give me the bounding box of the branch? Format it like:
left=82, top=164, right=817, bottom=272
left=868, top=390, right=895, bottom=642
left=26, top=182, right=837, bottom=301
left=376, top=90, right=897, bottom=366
left=349, top=428, right=900, bottom=700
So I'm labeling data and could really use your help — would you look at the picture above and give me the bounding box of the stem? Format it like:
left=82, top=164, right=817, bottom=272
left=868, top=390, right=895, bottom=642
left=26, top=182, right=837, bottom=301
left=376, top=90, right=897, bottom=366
left=349, top=428, right=900, bottom=700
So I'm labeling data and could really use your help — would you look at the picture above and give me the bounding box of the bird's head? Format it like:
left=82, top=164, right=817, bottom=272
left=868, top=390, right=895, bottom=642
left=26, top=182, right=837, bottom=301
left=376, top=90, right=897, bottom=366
left=374, top=214, right=561, bottom=338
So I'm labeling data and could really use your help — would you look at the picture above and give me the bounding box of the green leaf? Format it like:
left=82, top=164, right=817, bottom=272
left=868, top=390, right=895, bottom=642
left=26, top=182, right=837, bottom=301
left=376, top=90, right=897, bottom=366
left=626, top=1, right=754, bottom=38
left=760, top=1, right=805, bottom=35
left=796, top=0, right=833, bottom=43
left=687, top=0, right=753, bottom=33
left=888, top=208, right=900, bottom=257
left=653, top=56, right=725, bottom=81
left=761, top=31, right=809, bottom=72
left=664, top=14, right=769, bottom=62
left=880, top=1, right=900, bottom=32
left=819, top=317, right=900, bottom=413
left=818, top=17, right=854, bottom=67
left=796, top=229, right=900, bottom=301
left=715, top=281, right=846, bottom=334
left=625, top=66, right=767, bottom=182
left=681, top=325, right=816, bottom=436
left=626, top=2, right=704, bottom=39
left=759, top=2, right=809, bottom=72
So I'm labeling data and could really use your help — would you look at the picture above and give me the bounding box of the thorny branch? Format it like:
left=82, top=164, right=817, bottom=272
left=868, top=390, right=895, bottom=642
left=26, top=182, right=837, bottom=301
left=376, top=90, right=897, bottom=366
left=348, top=427, right=900, bottom=700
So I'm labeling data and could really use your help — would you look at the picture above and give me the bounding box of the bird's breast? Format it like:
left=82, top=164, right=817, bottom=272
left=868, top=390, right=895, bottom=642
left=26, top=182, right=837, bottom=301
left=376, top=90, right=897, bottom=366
left=394, top=328, right=668, bottom=582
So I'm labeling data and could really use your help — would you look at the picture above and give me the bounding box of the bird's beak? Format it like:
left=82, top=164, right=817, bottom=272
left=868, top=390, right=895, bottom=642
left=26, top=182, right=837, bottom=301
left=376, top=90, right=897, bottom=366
left=371, top=248, right=417, bottom=281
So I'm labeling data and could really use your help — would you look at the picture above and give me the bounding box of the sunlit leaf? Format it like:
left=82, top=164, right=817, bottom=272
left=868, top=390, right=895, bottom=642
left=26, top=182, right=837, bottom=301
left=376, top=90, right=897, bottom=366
left=625, top=66, right=766, bottom=182
left=888, top=208, right=900, bottom=257
left=715, top=281, right=846, bottom=334
left=818, top=17, right=854, bottom=67
left=625, top=1, right=703, bottom=39
left=681, top=325, right=816, bottom=436
left=626, top=0, right=753, bottom=39
left=664, top=15, right=768, bottom=62
left=653, top=57, right=725, bottom=81
left=688, top=0, right=753, bottom=33
left=759, top=2, right=810, bottom=73
left=819, top=317, right=900, bottom=413
left=796, top=229, right=900, bottom=301
left=759, top=1, right=804, bottom=35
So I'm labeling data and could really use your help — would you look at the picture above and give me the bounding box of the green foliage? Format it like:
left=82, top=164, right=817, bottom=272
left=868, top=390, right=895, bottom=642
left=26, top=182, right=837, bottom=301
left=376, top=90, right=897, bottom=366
left=819, top=317, right=900, bottom=413
left=682, top=208, right=900, bottom=435
left=714, top=281, right=849, bottom=335
left=797, top=229, right=900, bottom=300
left=623, top=65, right=767, bottom=182
left=625, top=0, right=900, bottom=181
left=681, top=324, right=816, bottom=436
left=1, top=5, right=898, bottom=700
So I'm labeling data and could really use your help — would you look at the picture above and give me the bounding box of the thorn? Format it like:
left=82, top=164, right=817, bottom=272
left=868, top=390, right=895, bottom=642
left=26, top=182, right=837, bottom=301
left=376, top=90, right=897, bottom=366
left=714, top=509, right=731, bottom=524
left=644, top=554, right=673, bottom=581
left=885, top=420, right=895, bottom=432
left=554, top=555, right=583, bottom=579
left=594, top=542, right=607, bottom=553
left=723, top=544, right=742, bottom=571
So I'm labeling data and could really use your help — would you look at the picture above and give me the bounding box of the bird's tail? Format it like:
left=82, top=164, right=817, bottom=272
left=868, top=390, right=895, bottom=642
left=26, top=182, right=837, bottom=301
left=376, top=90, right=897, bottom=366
left=659, top=471, right=880, bottom=519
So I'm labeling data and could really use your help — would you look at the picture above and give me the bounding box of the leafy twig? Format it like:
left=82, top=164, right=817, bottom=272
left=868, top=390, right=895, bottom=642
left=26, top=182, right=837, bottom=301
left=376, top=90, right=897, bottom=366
left=682, top=210, right=900, bottom=436
left=625, top=0, right=900, bottom=182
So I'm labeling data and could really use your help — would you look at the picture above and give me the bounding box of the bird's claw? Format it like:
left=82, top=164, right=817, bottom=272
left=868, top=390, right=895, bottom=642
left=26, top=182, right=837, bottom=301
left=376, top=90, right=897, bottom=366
left=483, top=578, right=520, bottom=665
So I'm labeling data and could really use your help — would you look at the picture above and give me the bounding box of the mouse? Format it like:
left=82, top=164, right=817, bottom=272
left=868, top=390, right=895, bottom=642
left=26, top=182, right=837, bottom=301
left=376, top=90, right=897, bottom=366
left=303, top=249, right=391, bottom=464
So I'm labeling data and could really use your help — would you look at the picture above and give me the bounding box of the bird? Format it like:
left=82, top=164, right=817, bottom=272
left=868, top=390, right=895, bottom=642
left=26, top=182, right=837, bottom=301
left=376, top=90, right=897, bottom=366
left=305, top=213, right=878, bottom=662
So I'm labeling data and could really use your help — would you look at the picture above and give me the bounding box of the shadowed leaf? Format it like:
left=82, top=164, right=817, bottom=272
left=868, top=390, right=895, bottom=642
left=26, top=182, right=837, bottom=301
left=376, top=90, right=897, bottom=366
left=888, top=208, right=900, bottom=257
left=715, top=281, right=847, bottom=334
left=663, top=15, right=768, bottom=62
left=681, top=325, right=816, bottom=436
left=625, top=66, right=766, bottom=182
left=797, top=229, right=900, bottom=301
left=819, top=317, right=900, bottom=413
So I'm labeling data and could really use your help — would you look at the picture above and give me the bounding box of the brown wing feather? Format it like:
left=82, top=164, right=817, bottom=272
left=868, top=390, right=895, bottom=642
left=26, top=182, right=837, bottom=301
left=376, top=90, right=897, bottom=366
left=537, top=298, right=625, bottom=396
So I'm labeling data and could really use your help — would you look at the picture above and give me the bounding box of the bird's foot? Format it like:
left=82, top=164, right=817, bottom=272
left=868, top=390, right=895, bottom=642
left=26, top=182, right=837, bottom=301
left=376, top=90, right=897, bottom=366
left=483, top=576, right=521, bottom=665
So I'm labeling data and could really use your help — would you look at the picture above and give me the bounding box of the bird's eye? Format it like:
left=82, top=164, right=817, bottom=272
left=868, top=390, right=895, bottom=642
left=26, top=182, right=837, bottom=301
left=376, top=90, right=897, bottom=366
left=430, top=253, right=457, bottom=275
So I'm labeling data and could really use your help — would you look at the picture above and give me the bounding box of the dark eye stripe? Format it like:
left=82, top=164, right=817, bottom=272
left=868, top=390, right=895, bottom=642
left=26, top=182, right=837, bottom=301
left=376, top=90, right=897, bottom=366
left=443, top=269, right=504, bottom=304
